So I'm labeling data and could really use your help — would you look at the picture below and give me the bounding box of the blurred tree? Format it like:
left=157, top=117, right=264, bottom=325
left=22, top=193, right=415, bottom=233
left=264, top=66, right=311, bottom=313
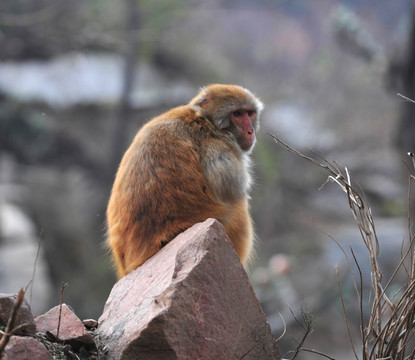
left=395, top=5, right=415, bottom=154
left=107, top=0, right=140, bottom=183
left=331, top=4, right=415, bottom=153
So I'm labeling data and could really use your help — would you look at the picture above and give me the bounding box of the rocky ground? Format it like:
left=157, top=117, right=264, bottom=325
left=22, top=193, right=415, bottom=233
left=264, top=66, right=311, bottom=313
left=1, top=220, right=281, bottom=360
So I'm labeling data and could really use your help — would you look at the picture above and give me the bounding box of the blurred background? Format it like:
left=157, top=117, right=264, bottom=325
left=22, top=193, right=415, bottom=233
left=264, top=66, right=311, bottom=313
left=0, top=0, right=415, bottom=358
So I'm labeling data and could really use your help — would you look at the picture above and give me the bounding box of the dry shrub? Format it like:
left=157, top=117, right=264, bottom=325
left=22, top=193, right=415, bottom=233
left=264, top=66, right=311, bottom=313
left=270, top=133, right=415, bottom=359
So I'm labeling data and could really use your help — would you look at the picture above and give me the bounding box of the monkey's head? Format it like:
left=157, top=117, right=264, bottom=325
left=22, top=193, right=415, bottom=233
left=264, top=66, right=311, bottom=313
left=190, top=84, right=264, bottom=152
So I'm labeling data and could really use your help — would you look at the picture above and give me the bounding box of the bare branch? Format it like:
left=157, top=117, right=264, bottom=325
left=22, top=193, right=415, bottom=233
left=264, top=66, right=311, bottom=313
left=398, top=93, right=415, bottom=104
left=56, top=282, right=69, bottom=340
left=298, top=348, right=336, bottom=360
left=275, top=313, right=287, bottom=342
left=290, top=309, right=313, bottom=360
left=27, top=229, right=43, bottom=307
left=336, top=266, right=359, bottom=360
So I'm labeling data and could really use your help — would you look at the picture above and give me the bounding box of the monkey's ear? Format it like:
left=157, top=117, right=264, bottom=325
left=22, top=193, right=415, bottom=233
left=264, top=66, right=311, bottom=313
left=198, top=97, right=208, bottom=108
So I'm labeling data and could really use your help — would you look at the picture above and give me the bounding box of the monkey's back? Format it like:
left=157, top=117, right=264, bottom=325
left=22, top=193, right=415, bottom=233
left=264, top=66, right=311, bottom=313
left=107, top=107, right=233, bottom=277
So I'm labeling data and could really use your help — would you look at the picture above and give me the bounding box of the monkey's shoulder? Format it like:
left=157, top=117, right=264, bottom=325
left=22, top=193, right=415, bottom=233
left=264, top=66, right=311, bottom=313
left=141, top=106, right=224, bottom=143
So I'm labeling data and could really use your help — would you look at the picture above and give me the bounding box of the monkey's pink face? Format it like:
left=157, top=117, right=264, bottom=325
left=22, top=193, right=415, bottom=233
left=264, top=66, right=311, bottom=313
left=231, top=108, right=257, bottom=151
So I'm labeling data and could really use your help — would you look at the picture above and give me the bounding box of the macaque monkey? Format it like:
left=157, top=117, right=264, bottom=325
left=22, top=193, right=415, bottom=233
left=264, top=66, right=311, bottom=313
left=107, top=84, right=263, bottom=278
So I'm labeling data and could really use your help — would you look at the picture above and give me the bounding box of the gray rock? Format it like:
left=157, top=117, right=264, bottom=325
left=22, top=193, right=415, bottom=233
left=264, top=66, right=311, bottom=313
left=0, top=293, right=36, bottom=336
left=2, top=336, right=52, bottom=360
left=98, top=218, right=280, bottom=360
left=35, top=303, right=94, bottom=346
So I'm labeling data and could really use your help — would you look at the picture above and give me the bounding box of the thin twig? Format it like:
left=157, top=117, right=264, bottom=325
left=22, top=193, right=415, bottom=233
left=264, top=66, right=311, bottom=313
left=275, top=313, right=287, bottom=342
left=336, top=266, right=359, bottom=360
left=290, top=310, right=313, bottom=360
left=298, top=348, right=336, bottom=360
left=404, top=155, right=415, bottom=279
left=28, top=229, right=43, bottom=306
left=397, top=93, right=415, bottom=104
left=56, top=282, right=69, bottom=340
left=350, top=247, right=367, bottom=359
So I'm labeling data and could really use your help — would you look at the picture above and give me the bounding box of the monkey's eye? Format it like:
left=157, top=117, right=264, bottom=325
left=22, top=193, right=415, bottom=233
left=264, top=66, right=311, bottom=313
left=233, top=110, right=242, bottom=117
left=247, top=110, right=255, bottom=117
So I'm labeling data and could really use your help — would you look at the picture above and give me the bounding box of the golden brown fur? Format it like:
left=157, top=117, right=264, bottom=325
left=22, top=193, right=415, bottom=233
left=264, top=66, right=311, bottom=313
left=107, top=84, right=263, bottom=278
